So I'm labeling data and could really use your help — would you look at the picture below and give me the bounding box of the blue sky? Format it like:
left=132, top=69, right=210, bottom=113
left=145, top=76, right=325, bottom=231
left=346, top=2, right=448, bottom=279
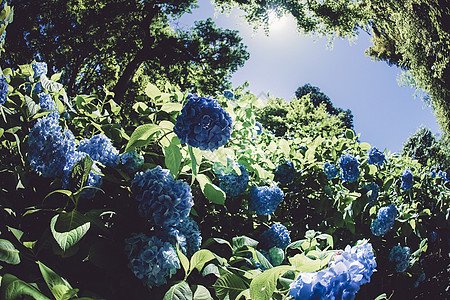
left=173, top=0, right=441, bottom=153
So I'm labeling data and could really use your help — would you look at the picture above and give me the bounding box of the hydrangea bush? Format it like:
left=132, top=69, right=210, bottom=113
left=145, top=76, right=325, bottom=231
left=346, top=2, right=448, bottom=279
left=248, top=185, right=284, bottom=215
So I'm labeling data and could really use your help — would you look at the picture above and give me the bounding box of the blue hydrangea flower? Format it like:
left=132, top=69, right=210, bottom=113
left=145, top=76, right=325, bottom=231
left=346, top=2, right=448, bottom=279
left=260, top=223, right=291, bottom=250
left=165, top=217, right=202, bottom=257
left=132, top=166, right=193, bottom=228
left=174, top=94, right=232, bottom=151
left=429, top=170, right=437, bottom=178
left=38, top=93, right=56, bottom=110
left=429, top=231, right=437, bottom=243
left=248, top=185, right=284, bottom=215
left=364, top=182, right=379, bottom=203
left=323, top=162, right=338, bottom=180
left=223, top=90, right=234, bottom=100
left=0, top=75, right=8, bottom=106
left=28, top=115, right=77, bottom=178
left=255, top=122, right=263, bottom=135
left=121, top=150, right=144, bottom=174
left=275, top=160, right=295, bottom=185
left=78, top=134, right=119, bottom=167
left=367, top=147, right=385, bottom=166
left=218, top=164, right=249, bottom=197
left=389, top=245, right=410, bottom=272
left=414, top=273, right=426, bottom=288
left=339, top=154, right=360, bottom=183
left=289, top=240, right=376, bottom=300
left=31, top=62, right=48, bottom=77
left=124, top=233, right=180, bottom=288
left=401, top=169, right=413, bottom=191
left=370, top=204, right=397, bottom=236
left=438, top=170, right=449, bottom=181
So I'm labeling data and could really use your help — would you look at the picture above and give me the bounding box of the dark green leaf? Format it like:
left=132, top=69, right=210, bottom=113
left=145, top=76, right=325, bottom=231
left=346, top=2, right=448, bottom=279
left=213, top=273, right=247, bottom=300
left=0, top=239, right=20, bottom=265
left=50, top=213, right=91, bottom=252
left=0, top=273, right=50, bottom=300
left=125, top=124, right=161, bottom=152
left=69, top=154, right=93, bottom=192
left=163, top=281, right=193, bottom=300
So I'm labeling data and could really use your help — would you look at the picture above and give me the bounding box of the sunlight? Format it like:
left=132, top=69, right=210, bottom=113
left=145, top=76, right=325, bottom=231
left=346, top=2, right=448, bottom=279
left=268, top=10, right=290, bottom=32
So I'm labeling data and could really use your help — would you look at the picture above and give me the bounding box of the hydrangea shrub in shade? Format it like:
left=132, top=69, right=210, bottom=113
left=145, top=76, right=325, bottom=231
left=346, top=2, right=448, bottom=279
left=260, top=223, right=291, bottom=250
left=370, top=204, right=398, bottom=236
left=0, top=76, right=8, bottom=106
left=173, top=94, right=232, bottom=151
left=121, top=150, right=144, bottom=174
left=124, top=233, right=180, bottom=288
left=255, top=122, right=263, bottom=135
left=218, top=164, right=249, bottom=197
left=28, top=115, right=77, bottom=178
left=166, top=217, right=202, bottom=257
left=339, top=154, right=360, bottom=183
left=131, top=166, right=193, bottom=228
left=248, top=185, right=284, bottom=215
left=223, top=89, right=234, bottom=100
left=323, top=162, right=338, bottom=180
left=274, top=160, right=295, bottom=185
left=367, top=147, right=385, bottom=166
left=78, top=134, right=119, bottom=167
left=401, top=169, right=413, bottom=191
left=31, top=62, right=48, bottom=77
left=364, top=182, right=379, bottom=204
left=289, top=240, right=376, bottom=300
left=389, top=245, right=410, bottom=272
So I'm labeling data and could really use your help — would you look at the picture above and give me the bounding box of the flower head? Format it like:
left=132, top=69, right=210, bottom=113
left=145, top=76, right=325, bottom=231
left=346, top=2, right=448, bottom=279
left=260, top=223, right=291, bottom=250
left=223, top=89, right=234, bottom=100
left=78, top=134, right=119, bottom=167
left=339, top=154, right=360, bottom=183
left=174, top=94, right=232, bottom=151
left=274, top=160, right=295, bottom=185
left=389, top=245, right=410, bottom=272
left=367, top=147, right=385, bottom=166
left=248, top=185, right=284, bottom=215
left=131, top=166, right=193, bottom=228
left=401, top=169, right=413, bottom=191
left=323, top=162, right=338, bottom=180
left=0, top=76, right=8, bottom=106
left=124, top=233, right=180, bottom=288
left=370, top=204, right=397, bottom=236
left=38, top=93, right=56, bottom=110
left=218, top=164, right=249, bottom=197
left=363, top=182, right=379, bottom=204
left=32, top=62, right=48, bottom=78
left=255, top=122, right=263, bottom=135
left=165, top=217, right=202, bottom=257
left=121, top=150, right=144, bottom=174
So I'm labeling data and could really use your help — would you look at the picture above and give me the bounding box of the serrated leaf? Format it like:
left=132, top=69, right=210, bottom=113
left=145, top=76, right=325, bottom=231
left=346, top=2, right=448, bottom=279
left=191, top=285, right=211, bottom=300
left=165, top=139, right=182, bottom=177
left=202, top=263, right=220, bottom=278
left=213, top=273, right=247, bottom=300
left=50, top=213, right=90, bottom=252
left=163, top=281, right=192, bottom=300
left=189, top=249, right=216, bottom=273
left=0, top=273, right=50, bottom=300
left=25, top=95, right=40, bottom=116
left=125, top=124, right=161, bottom=152
left=40, top=74, right=63, bottom=92
left=0, top=239, right=20, bottom=265
left=249, top=265, right=293, bottom=300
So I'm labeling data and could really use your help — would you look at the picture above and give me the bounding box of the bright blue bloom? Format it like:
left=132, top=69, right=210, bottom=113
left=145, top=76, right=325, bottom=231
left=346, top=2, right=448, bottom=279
left=28, top=115, right=77, bottom=178
left=275, top=160, right=295, bottom=185
left=364, top=182, right=379, bottom=203
left=121, top=150, right=144, bottom=174
left=370, top=204, right=397, bottom=236
left=166, top=217, right=202, bottom=257
left=38, top=93, right=56, bottom=110
left=430, top=170, right=437, bottom=178
left=78, top=134, right=119, bottom=167
left=401, top=169, right=413, bottom=191
left=323, top=162, right=338, bottom=180
left=218, top=164, right=249, bottom=197
left=31, top=62, right=47, bottom=77
left=124, top=233, right=180, bottom=288
left=289, top=240, right=376, bottom=300
left=131, top=166, right=193, bottom=228
left=339, top=154, right=360, bottom=183
left=255, top=122, right=263, bottom=135
left=389, top=245, right=410, bottom=272
left=174, top=94, right=232, bottom=151
left=260, top=223, right=291, bottom=250
left=0, top=76, right=8, bottom=106
left=367, top=147, right=385, bottom=166
left=248, top=185, right=284, bottom=215
left=223, top=90, right=234, bottom=100
left=438, top=170, right=449, bottom=181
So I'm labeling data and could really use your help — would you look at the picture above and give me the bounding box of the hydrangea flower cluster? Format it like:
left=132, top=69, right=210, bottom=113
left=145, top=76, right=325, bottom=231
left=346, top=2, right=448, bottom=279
left=223, top=89, right=234, bottom=100
left=131, top=166, right=193, bottom=228
left=323, top=162, right=338, bottom=180
left=121, top=150, right=144, bottom=174
left=0, top=75, right=8, bottom=106
left=364, top=182, right=379, bottom=204
left=289, top=240, right=376, bottom=300
left=371, top=204, right=398, bottom=236
left=367, top=147, right=385, bottom=166
left=124, top=233, right=180, bottom=288
left=437, top=170, right=449, bottom=181
left=78, top=134, right=119, bottom=167
left=248, top=185, right=284, bottom=215
left=174, top=94, right=232, bottom=151
left=401, top=169, right=413, bottom=191
left=38, top=93, right=56, bottom=110
left=274, top=160, right=295, bottom=185
left=165, top=217, right=202, bottom=257
left=389, top=245, right=410, bottom=272
left=255, top=122, right=263, bottom=135
left=32, top=62, right=48, bottom=77
left=218, top=164, right=249, bottom=197
left=339, top=154, right=360, bottom=183
left=259, top=223, right=291, bottom=250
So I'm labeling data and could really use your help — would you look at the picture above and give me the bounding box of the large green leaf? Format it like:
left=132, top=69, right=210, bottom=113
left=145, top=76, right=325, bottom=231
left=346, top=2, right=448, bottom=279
left=189, top=249, right=216, bottom=273
left=125, top=124, right=162, bottom=152
left=203, top=183, right=226, bottom=205
left=50, top=213, right=91, bottom=252
left=288, top=253, right=333, bottom=272
left=212, top=273, right=247, bottom=300
left=165, top=138, right=182, bottom=177
left=249, top=265, right=293, bottom=300
left=38, top=261, right=75, bottom=300
left=69, top=154, right=93, bottom=192
left=40, top=74, right=63, bottom=92
left=232, top=236, right=259, bottom=251
left=191, top=285, right=211, bottom=300
left=0, top=273, right=50, bottom=300
left=163, top=281, right=193, bottom=300
left=176, top=243, right=190, bottom=279
left=145, top=83, right=161, bottom=100
left=0, top=239, right=20, bottom=265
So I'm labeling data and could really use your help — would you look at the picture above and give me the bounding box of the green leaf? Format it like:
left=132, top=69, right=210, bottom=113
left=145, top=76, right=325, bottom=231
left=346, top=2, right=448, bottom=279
left=38, top=261, right=75, bottom=300
left=288, top=253, right=332, bottom=272
left=254, top=249, right=273, bottom=270
left=40, top=74, right=64, bottom=92
left=383, top=177, right=394, bottom=191
left=176, top=243, right=190, bottom=279
left=232, top=236, right=258, bottom=251
left=189, top=249, right=216, bottom=274
left=0, top=239, right=20, bottom=265
left=249, top=265, right=293, bottom=300
left=191, top=285, right=212, bottom=300
left=145, top=83, right=161, bottom=100
left=69, top=154, right=93, bottom=192
left=373, top=293, right=387, bottom=300
left=161, top=103, right=183, bottom=113
left=25, top=95, right=40, bottom=116
left=345, top=129, right=355, bottom=140
left=189, top=146, right=202, bottom=176
left=279, top=139, right=290, bottom=157
left=316, top=234, right=334, bottom=248
left=125, top=124, right=161, bottom=152
left=163, top=281, right=193, bottom=300
left=202, top=263, right=220, bottom=278
left=213, top=273, right=247, bottom=300
left=50, top=213, right=91, bottom=252
left=51, top=285, right=79, bottom=300
left=203, top=183, right=226, bottom=205
left=0, top=273, right=50, bottom=300
left=359, top=142, right=371, bottom=151
left=7, top=226, right=24, bottom=242
left=165, top=138, right=182, bottom=177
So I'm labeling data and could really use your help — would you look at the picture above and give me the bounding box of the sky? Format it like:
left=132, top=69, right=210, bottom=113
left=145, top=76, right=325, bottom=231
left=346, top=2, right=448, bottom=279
left=172, top=0, right=441, bottom=153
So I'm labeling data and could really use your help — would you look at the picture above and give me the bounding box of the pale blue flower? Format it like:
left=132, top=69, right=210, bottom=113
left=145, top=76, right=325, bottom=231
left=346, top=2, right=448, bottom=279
left=371, top=204, right=397, bottom=236
left=218, top=164, right=249, bottom=197
left=121, top=150, right=144, bottom=174
left=31, top=62, right=47, bottom=77
left=0, top=76, right=8, bottom=106
left=78, top=134, right=119, bottom=167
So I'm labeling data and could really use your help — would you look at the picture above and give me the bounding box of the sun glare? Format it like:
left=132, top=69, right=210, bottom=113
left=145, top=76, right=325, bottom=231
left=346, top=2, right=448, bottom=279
left=268, top=10, right=290, bottom=32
